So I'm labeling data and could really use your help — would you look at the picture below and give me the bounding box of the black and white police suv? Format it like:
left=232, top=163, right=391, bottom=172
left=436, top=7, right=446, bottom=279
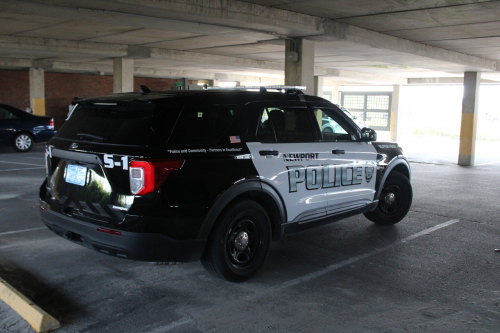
left=39, top=86, right=412, bottom=282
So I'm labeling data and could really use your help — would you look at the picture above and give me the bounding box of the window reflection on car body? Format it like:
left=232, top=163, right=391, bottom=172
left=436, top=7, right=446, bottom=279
left=77, top=133, right=107, bottom=142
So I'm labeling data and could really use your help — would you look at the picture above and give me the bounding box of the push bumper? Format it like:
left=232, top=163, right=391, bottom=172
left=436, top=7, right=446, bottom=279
left=40, top=208, right=206, bottom=262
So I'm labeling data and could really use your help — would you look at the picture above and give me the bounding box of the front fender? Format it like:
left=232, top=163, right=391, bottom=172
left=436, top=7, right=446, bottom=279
left=374, top=156, right=411, bottom=202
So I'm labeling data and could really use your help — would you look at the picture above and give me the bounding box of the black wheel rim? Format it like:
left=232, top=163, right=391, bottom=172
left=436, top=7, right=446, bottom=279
left=379, top=185, right=403, bottom=215
left=226, top=219, right=260, bottom=268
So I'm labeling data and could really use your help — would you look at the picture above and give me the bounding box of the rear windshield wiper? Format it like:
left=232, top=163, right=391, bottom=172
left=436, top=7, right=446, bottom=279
left=77, top=133, right=107, bottom=142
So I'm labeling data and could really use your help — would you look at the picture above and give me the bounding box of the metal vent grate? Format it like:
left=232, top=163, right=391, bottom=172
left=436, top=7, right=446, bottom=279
left=367, top=95, right=390, bottom=110
left=343, top=95, right=365, bottom=110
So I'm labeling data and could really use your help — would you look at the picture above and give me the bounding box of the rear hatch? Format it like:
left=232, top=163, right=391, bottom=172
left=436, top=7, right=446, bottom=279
left=44, top=97, right=180, bottom=225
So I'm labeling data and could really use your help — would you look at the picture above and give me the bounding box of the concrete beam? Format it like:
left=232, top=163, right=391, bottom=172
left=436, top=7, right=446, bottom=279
left=0, top=35, right=284, bottom=73
left=0, top=57, right=287, bottom=83
left=0, top=35, right=127, bottom=57
left=316, top=67, right=407, bottom=84
left=214, top=73, right=284, bottom=84
left=0, top=53, right=404, bottom=86
left=408, top=77, right=499, bottom=84
left=0, top=0, right=320, bottom=39
left=315, top=21, right=498, bottom=72
left=1, top=0, right=497, bottom=73
left=147, top=47, right=284, bottom=72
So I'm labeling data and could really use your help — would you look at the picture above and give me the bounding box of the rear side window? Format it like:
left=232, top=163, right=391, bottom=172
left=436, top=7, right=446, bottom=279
left=56, top=103, right=155, bottom=146
left=168, top=105, right=238, bottom=145
left=0, top=107, right=19, bottom=119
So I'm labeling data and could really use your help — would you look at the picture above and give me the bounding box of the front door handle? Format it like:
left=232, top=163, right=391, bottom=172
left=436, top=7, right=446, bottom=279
left=332, top=149, right=345, bottom=154
left=259, top=150, right=279, bottom=156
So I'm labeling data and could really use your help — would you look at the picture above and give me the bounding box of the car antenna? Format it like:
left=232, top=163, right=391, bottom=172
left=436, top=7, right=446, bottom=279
left=139, top=85, right=151, bottom=95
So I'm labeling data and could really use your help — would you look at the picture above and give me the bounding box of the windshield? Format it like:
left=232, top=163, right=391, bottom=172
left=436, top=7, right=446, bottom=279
left=340, top=106, right=366, bottom=128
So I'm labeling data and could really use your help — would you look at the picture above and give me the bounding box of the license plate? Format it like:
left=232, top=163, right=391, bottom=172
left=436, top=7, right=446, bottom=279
left=65, top=164, right=87, bottom=186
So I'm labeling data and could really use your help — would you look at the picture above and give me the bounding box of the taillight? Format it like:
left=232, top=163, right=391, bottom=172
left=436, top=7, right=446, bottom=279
left=129, top=159, right=185, bottom=195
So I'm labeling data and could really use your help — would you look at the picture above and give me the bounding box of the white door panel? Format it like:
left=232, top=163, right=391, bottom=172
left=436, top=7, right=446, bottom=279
left=247, top=142, right=329, bottom=222
left=248, top=141, right=378, bottom=222
left=323, top=142, right=378, bottom=208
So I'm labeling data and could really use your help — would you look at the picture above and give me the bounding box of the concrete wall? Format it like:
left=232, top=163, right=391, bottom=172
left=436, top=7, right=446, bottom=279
left=0, top=70, right=183, bottom=129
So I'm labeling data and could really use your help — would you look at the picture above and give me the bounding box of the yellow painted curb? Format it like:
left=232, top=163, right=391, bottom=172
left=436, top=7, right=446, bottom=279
left=0, top=278, right=60, bottom=332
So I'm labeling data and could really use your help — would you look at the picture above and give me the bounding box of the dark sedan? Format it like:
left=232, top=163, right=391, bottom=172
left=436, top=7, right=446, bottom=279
left=0, top=103, right=56, bottom=152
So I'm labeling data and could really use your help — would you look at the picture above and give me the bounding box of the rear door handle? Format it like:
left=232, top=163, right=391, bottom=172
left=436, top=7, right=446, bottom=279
left=259, top=150, right=279, bottom=156
left=332, top=149, right=345, bottom=154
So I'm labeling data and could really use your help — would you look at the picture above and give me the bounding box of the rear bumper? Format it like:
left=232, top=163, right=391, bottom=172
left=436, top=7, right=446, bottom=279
left=40, top=208, right=206, bottom=262
left=34, top=130, right=56, bottom=143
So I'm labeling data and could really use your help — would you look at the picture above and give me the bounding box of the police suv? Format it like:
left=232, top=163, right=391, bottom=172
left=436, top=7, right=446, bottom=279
left=39, top=86, right=412, bottom=282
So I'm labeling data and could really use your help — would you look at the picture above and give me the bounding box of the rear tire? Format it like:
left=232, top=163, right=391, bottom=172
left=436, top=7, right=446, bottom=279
left=364, top=171, right=412, bottom=225
left=12, top=132, right=34, bottom=152
left=201, top=199, right=271, bottom=282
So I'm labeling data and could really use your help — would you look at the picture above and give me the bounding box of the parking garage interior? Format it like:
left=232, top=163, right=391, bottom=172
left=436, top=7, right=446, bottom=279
left=1, top=0, right=500, bottom=332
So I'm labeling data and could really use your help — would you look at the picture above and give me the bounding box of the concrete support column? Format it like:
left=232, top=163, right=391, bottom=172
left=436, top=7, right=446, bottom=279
left=331, top=83, right=340, bottom=104
left=208, top=79, right=219, bottom=87
left=113, top=58, right=134, bottom=93
left=390, top=84, right=402, bottom=142
left=183, top=78, right=189, bottom=90
left=285, top=38, right=315, bottom=95
left=314, top=76, right=324, bottom=97
left=29, top=68, right=45, bottom=115
left=458, top=72, right=481, bottom=166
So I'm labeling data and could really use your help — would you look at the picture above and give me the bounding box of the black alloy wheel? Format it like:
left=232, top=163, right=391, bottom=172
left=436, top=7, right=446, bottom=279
left=201, top=199, right=271, bottom=282
left=227, top=219, right=259, bottom=268
left=364, top=170, right=412, bottom=225
left=379, top=184, right=403, bottom=215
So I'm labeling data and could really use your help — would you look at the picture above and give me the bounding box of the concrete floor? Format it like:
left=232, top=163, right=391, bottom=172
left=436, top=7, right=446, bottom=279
left=0, top=143, right=499, bottom=333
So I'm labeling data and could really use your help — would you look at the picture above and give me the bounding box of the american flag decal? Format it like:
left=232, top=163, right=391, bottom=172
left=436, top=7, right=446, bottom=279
left=230, top=136, right=241, bottom=143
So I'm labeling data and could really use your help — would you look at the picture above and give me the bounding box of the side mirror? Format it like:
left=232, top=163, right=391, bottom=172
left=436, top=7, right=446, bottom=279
left=360, top=127, right=377, bottom=142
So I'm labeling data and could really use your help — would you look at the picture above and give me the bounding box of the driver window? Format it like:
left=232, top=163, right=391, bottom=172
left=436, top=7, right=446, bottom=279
left=313, top=109, right=355, bottom=142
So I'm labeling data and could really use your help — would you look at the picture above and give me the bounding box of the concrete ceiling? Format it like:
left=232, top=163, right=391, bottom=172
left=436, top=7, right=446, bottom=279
left=0, top=0, right=499, bottom=84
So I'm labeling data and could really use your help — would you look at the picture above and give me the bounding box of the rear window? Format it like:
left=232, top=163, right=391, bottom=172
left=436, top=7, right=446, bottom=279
left=56, top=102, right=155, bottom=146
left=168, top=105, right=238, bottom=145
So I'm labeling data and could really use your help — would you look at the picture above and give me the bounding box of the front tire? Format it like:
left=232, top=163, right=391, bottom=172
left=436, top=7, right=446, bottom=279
left=201, top=199, right=271, bottom=282
left=364, top=171, right=412, bottom=225
left=12, top=132, right=34, bottom=152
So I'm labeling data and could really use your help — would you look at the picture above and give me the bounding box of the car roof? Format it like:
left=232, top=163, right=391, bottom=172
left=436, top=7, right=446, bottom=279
left=78, top=90, right=329, bottom=104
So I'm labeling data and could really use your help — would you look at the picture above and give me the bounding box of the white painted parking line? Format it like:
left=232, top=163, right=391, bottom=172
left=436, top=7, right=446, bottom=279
left=247, top=219, right=460, bottom=300
left=0, top=167, right=45, bottom=172
left=148, top=318, right=194, bottom=333
left=0, top=227, right=46, bottom=236
left=0, top=160, right=45, bottom=167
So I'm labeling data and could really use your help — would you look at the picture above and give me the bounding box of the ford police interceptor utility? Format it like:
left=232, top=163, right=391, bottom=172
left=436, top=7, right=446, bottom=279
left=39, top=86, right=412, bottom=282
